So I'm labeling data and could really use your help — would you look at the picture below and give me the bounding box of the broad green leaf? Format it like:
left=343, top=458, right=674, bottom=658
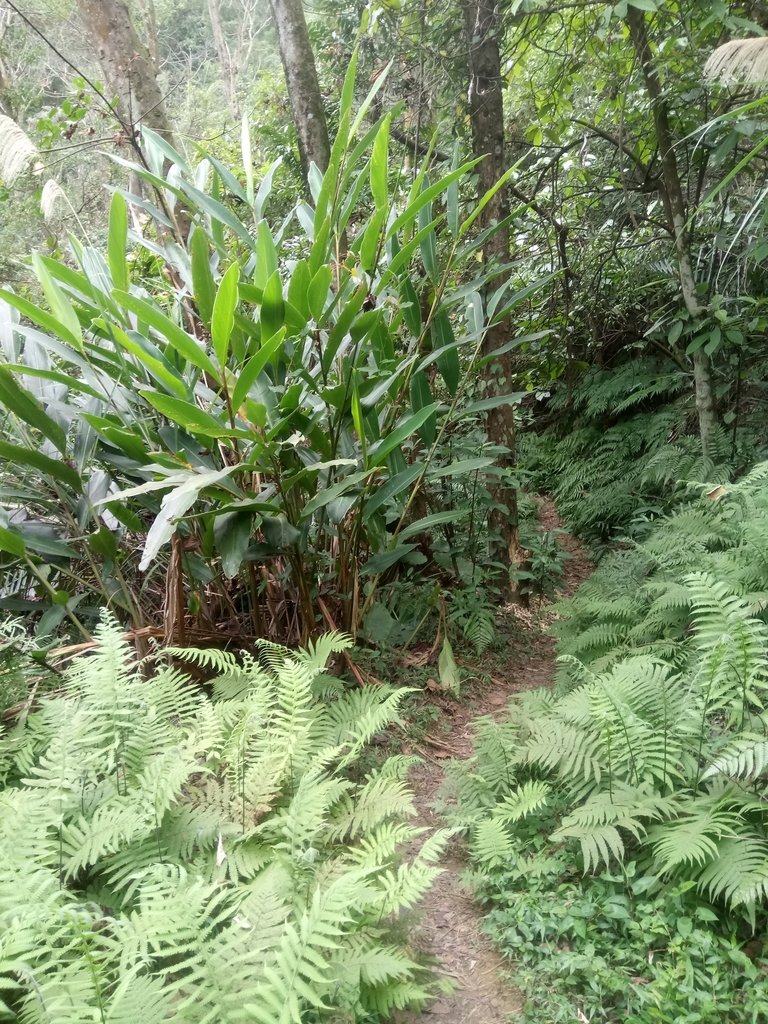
left=350, top=60, right=393, bottom=139
left=386, top=160, right=481, bottom=241
left=361, top=543, right=418, bottom=576
left=308, top=265, right=332, bottom=322
left=178, top=180, right=256, bottom=250
left=339, top=44, right=360, bottom=120
left=400, top=508, right=468, bottom=540
left=0, top=439, right=81, bottom=491
left=88, top=526, right=118, bottom=561
left=363, top=464, right=423, bottom=523
left=302, top=469, right=376, bottom=518
left=431, top=311, right=460, bottom=395
left=368, top=405, right=439, bottom=466
left=438, top=635, right=460, bottom=695
left=460, top=164, right=517, bottom=238
left=109, top=325, right=188, bottom=399
left=207, top=155, right=248, bottom=203
left=232, top=328, right=286, bottom=411
left=447, top=142, right=461, bottom=236
left=36, top=254, right=106, bottom=311
left=113, top=290, right=219, bottom=379
left=139, top=466, right=239, bottom=570
left=141, top=391, right=230, bottom=437
left=2, top=365, right=102, bottom=402
left=0, top=525, right=25, bottom=558
left=260, top=270, right=284, bottom=343
left=108, top=192, right=129, bottom=291
left=418, top=178, right=439, bottom=282
left=32, top=253, right=83, bottom=349
left=323, top=285, right=367, bottom=373
left=370, top=114, right=390, bottom=210
left=477, top=330, right=551, bottom=368
left=241, top=115, right=254, bottom=206
left=362, top=601, right=396, bottom=645
left=360, top=208, right=386, bottom=274
left=0, top=369, right=67, bottom=453
left=108, top=152, right=187, bottom=202
left=254, top=220, right=279, bottom=290
left=360, top=352, right=419, bottom=409
left=215, top=510, right=253, bottom=578
left=287, top=259, right=312, bottom=320
left=261, top=514, right=301, bottom=551
left=255, top=157, right=282, bottom=222
left=428, top=457, right=496, bottom=479
left=351, top=382, right=368, bottom=460
left=0, top=289, right=82, bottom=350
left=141, top=126, right=190, bottom=173
left=410, top=370, right=436, bottom=445
left=451, top=392, right=526, bottom=419
left=190, top=226, right=216, bottom=325
left=399, top=277, right=422, bottom=338
left=212, top=263, right=240, bottom=368
left=380, top=214, right=445, bottom=286
left=17, top=529, right=79, bottom=559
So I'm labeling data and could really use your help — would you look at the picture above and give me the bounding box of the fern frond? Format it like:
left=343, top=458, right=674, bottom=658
left=702, top=734, right=768, bottom=782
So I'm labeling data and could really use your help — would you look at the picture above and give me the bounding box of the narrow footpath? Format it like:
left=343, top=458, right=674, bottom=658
left=401, top=503, right=593, bottom=1022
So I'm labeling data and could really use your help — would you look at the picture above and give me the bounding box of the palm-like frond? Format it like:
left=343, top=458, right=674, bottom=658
left=705, top=37, right=768, bottom=85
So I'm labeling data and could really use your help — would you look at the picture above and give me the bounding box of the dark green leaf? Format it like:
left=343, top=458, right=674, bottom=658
left=0, top=369, right=67, bottom=454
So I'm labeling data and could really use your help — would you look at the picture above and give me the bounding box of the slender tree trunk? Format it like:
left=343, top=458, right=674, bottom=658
left=207, top=0, right=239, bottom=117
left=76, top=0, right=178, bottom=148
left=626, top=6, right=717, bottom=457
left=463, top=0, right=522, bottom=585
left=268, top=0, right=330, bottom=187
left=77, top=0, right=190, bottom=239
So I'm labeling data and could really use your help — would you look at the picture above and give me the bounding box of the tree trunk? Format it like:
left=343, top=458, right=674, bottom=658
left=76, top=0, right=178, bottom=148
left=268, top=0, right=330, bottom=188
left=137, top=0, right=160, bottom=69
left=463, top=0, right=522, bottom=585
left=207, top=0, right=239, bottom=117
left=626, top=6, right=718, bottom=457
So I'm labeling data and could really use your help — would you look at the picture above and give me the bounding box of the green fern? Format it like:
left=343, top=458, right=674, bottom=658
left=456, top=463, right=768, bottom=913
left=0, top=615, right=445, bottom=1021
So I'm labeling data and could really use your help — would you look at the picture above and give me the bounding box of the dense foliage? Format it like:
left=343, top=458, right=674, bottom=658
left=0, top=618, right=451, bottom=1022
left=0, top=66, right=531, bottom=652
left=5, top=0, right=768, bottom=1020
left=449, top=452, right=768, bottom=1018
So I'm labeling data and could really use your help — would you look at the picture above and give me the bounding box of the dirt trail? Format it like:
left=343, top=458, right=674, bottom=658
left=400, top=503, right=593, bottom=1022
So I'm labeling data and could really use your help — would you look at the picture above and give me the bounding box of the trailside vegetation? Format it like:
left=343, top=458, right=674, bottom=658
left=0, top=618, right=452, bottom=1022
left=3, top=1, right=768, bottom=1021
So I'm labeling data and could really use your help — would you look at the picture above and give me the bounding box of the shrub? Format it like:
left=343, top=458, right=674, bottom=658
left=0, top=57, right=535, bottom=644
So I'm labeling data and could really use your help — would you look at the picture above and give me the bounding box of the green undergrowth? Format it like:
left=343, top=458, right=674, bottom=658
left=447, top=456, right=768, bottom=1021
left=476, top=857, right=768, bottom=1023
left=0, top=618, right=453, bottom=1023
left=520, top=356, right=768, bottom=546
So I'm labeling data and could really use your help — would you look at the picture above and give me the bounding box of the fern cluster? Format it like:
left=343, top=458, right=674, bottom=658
left=448, top=462, right=768, bottom=917
left=521, top=358, right=762, bottom=542
left=0, top=618, right=450, bottom=1023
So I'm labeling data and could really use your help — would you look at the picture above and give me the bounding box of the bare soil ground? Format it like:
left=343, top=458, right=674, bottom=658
left=398, top=502, right=593, bottom=1023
